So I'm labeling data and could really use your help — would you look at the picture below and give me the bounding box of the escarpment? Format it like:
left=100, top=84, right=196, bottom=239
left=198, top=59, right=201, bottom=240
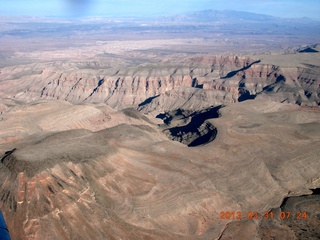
left=1, top=52, right=319, bottom=112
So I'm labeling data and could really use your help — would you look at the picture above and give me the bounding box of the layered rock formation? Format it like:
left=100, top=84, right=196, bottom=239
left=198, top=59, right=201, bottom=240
left=0, top=44, right=320, bottom=239
left=1, top=52, right=319, bottom=112
left=0, top=99, right=319, bottom=239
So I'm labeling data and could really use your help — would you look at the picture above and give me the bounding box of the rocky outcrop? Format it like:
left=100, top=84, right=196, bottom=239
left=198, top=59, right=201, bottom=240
left=1, top=53, right=319, bottom=111
left=0, top=99, right=319, bottom=240
left=159, top=106, right=220, bottom=147
left=138, top=87, right=235, bottom=113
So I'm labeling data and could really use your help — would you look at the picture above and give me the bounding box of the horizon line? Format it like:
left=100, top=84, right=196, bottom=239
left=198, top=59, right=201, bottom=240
left=0, top=9, right=319, bottom=22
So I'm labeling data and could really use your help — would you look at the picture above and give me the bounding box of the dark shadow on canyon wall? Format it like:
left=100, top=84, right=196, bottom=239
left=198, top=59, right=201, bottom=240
left=161, top=106, right=221, bottom=147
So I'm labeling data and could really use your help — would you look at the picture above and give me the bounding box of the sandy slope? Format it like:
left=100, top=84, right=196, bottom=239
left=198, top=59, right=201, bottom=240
left=0, top=99, right=319, bottom=239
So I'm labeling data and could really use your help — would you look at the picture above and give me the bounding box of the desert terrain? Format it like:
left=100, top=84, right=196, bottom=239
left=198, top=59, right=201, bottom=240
left=0, top=10, right=320, bottom=239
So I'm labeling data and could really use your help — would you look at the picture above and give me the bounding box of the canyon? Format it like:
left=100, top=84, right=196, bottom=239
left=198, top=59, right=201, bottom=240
left=1, top=48, right=320, bottom=111
left=0, top=9, right=320, bottom=240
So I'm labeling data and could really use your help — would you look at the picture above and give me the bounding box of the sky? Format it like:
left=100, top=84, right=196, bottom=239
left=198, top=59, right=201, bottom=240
left=0, top=0, right=319, bottom=19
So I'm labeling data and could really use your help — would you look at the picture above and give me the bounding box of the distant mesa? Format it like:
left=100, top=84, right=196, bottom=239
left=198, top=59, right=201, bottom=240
left=297, top=47, right=319, bottom=53
left=297, top=43, right=320, bottom=53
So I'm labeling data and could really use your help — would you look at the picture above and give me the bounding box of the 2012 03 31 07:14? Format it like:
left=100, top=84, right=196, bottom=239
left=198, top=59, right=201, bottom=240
left=219, top=211, right=307, bottom=220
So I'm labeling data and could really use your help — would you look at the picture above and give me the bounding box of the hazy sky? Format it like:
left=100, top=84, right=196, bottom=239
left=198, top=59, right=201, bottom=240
left=0, top=0, right=319, bottom=19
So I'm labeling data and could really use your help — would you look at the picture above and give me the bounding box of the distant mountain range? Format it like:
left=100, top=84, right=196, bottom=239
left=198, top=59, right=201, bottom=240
left=1, top=9, right=319, bottom=24
left=0, top=8, right=319, bottom=45
left=161, top=9, right=319, bottom=24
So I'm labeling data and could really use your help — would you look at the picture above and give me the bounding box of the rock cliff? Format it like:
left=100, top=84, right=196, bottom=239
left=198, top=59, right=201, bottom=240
left=1, top=52, right=319, bottom=112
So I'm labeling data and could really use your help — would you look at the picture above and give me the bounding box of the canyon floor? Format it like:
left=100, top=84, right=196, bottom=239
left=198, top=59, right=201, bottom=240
left=0, top=12, right=320, bottom=239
